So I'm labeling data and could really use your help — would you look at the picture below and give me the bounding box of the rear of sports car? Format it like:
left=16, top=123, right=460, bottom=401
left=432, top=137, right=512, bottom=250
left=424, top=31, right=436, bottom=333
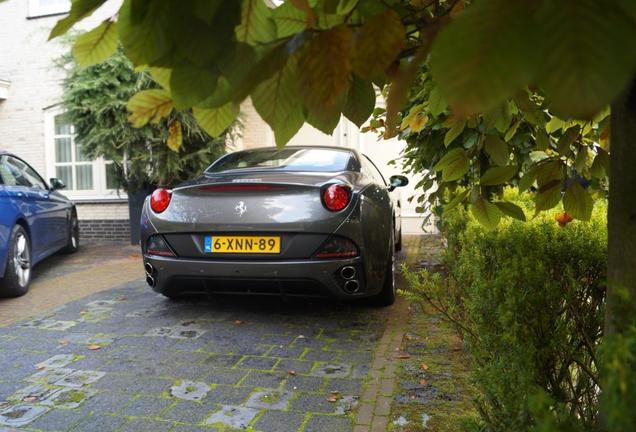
left=140, top=161, right=393, bottom=302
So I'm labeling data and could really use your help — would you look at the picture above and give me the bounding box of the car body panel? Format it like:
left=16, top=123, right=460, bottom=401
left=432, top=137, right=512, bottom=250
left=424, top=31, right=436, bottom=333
left=140, top=146, right=403, bottom=300
left=0, top=152, right=75, bottom=277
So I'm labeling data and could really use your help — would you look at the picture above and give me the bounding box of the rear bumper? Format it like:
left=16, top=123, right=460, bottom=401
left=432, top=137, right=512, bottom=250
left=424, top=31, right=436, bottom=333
left=143, top=254, right=375, bottom=300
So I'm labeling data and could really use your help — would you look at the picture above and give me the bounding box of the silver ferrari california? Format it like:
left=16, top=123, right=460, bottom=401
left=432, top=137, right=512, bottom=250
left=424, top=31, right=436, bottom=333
left=140, top=146, right=408, bottom=306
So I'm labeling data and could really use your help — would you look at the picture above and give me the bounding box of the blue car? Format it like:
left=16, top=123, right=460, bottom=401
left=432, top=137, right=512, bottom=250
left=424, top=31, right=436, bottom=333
left=0, top=151, right=79, bottom=297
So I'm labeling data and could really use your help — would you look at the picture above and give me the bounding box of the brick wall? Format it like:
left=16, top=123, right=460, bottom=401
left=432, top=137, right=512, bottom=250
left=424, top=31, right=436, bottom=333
left=79, top=219, right=130, bottom=243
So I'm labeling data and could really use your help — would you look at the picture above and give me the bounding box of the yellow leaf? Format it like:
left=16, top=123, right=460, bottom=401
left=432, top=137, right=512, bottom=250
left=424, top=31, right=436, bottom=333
left=352, top=10, right=406, bottom=80
left=127, top=89, right=173, bottom=128
left=167, top=120, right=183, bottom=152
left=88, top=344, right=102, bottom=350
left=299, top=26, right=353, bottom=120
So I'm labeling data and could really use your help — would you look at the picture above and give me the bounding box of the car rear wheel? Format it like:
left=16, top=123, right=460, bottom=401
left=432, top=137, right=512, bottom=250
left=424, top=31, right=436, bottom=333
left=62, top=211, right=79, bottom=254
left=371, top=237, right=396, bottom=307
left=0, top=225, right=32, bottom=298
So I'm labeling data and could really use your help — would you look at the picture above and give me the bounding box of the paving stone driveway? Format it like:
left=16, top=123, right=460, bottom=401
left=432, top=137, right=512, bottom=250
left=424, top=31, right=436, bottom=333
left=0, top=280, right=393, bottom=431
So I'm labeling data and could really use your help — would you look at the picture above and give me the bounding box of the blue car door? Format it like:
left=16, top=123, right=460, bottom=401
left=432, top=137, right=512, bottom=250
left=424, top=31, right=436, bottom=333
left=0, top=155, right=68, bottom=260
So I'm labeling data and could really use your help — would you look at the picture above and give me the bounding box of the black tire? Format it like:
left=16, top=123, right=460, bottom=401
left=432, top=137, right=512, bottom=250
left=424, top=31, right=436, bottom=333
left=0, top=225, right=32, bottom=298
left=62, top=211, right=79, bottom=254
left=371, top=237, right=396, bottom=307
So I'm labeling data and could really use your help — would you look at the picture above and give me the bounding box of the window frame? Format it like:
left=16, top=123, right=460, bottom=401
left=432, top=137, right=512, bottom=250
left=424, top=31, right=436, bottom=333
left=27, top=0, right=71, bottom=18
left=44, top=107, right=126, bottom=201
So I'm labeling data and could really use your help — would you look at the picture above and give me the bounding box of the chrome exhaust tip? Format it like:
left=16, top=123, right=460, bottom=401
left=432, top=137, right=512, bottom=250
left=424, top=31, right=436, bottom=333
left=144, top=262, right=154, bottom=276
left=340, top=266, right=356, bottom=280
left=146, top=275, right=156, bottom=287
left=343, top=280, right=360, bottom=294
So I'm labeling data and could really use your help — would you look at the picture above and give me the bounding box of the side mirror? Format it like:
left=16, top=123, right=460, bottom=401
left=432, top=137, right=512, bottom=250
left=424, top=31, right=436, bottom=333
left=49, top=178, right=66, bottom=190
left=388, top=175, right=409, bottom=191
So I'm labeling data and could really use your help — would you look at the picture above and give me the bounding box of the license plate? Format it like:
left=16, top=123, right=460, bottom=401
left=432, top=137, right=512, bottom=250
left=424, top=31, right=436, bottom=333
left=204, top=236, right=281, bottom=254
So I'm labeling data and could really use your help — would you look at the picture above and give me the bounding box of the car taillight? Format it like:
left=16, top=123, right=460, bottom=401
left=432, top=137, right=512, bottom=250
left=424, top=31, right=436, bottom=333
left=146, top=235, right=175, bottom=257
left=150, top=188, right=171, bottom=213
left=314, top=236, right=359, bottom=259
left=322, top=184, right=351, bottom=212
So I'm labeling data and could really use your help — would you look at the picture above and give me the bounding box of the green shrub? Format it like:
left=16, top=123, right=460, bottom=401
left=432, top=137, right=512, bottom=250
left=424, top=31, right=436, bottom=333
left=404, top=188, right=607, bottom=431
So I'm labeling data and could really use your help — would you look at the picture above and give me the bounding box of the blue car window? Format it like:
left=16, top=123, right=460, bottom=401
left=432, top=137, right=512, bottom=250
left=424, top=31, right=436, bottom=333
left=0, top=156, right=46, bottom=189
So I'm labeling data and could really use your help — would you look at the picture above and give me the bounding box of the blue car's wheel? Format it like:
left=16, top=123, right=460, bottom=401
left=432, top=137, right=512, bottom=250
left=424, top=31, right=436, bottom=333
left=0, top=225, right=31, bottom=297
left=62, top=211, right=79, bottom=254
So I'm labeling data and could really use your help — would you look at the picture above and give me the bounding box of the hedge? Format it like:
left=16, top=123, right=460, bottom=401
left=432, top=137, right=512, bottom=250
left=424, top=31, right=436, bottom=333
left=404, top=188, right=607, bottom=431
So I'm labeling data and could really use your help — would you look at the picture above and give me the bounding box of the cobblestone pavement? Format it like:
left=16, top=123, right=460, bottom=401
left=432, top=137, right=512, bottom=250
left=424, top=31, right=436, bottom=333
left=0, top=237, right=427, bottom=431
left=0, top=244, right=143, bottom=327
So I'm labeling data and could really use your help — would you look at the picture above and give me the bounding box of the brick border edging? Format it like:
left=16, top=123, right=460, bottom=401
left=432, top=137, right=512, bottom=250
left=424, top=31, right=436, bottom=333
left=354, top=297, right=410, bottom=431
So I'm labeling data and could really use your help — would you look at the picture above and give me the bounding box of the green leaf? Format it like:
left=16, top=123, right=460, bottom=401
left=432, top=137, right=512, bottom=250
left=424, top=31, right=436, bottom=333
left=49, top=0, right=107, bottom=39
left=536, top=0, right=636, bottom=118
left=590, top=149, right=609, bottom=178
left=556, top=125, right=580, bottom=156
left=513, top=92, right=544, bottom=126
left=480, top=165, right=517, bottom=186
left=193, top=0, right=224, bottom=24
left=72, top=20, right=118, bottom=67
left=504, top=118, right=521, bottom=142
left=444, top=189, right=470, bottom=213
left=484, top=135, right=509, bottom=166
left=336, top=0, right=358, bottom=15
left=435, top=149, right=470, bottom=182
left=444, top=118, right=465, bottom=147
left=518, top=168, right=537, bottom=192
left=127, top=89, right=173, bottom=128
left=198, top=76, right=233, bottom=109
left=307, top=108, right=342, bottom=135
left=470, top=196, right=501, bottom=230
left=288, top=0, right=317, bottom=27
left=273, top=1, right=308, bottom=38
left=193, top=103, right=239, bottom=138
left=170, top=65, right=218, bottom=110
left=351, top=10, right=405, bottom=80
left=299, top=26, right=353, bottom=132
left=343, top=77, right=376, bottom=127
left=433, top=148, right=465, bottom=171
left=534, top=182, right=562, bottom=212
left=252, top=55, right=306, bottom=147
left=428, top=86, right=447, bottom=118
left=484, top=103, right=512, bottom=133
left=563, top=182, right=593, bottom=221
left=574, top=148, right=590, bottom=173
left=236, top=0, right=276, bottom=45
left=171, top=2, right=241, bottom=67
left=147, top=67, right=172, bottom=91
left=535, top=129, right=550, bottom=150
left=430, top=0, right=537, bottom=115
left=545, top=116, right=565, bottom=134
left=535, top=160, right=564, bottom=188
left=118, top=0, right=173, bottom=65
left=494, top=201, right=526, bottom=221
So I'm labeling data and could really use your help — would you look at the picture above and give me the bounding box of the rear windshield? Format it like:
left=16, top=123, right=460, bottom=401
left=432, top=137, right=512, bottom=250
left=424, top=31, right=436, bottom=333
left=206, top=148, right=357, bottom=173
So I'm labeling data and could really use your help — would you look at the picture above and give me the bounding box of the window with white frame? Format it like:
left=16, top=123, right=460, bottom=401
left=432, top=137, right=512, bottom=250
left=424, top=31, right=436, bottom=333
left=27, top=0, right=70, bottom=18
left=46, top=111, right=123, bottom=200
